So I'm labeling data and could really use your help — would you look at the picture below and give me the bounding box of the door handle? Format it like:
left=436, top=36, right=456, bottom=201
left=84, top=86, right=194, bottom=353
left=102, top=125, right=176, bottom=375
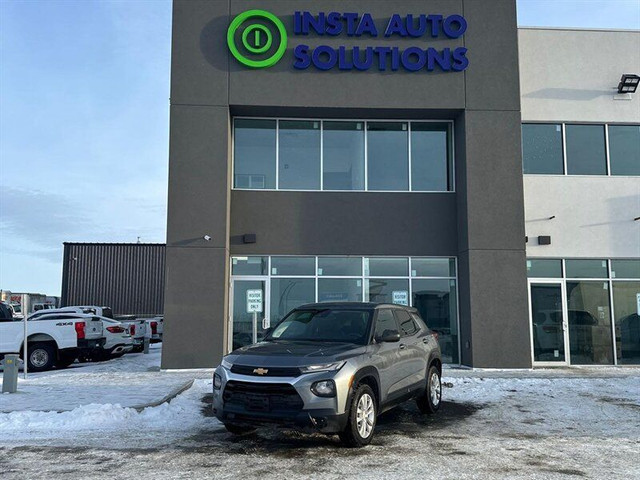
left=399, top=343, right=406, bottom=350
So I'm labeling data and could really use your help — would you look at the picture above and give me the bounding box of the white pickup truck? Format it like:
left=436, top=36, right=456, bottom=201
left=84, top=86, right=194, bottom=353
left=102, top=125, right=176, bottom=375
left=0, top=304, right=104, bottom=372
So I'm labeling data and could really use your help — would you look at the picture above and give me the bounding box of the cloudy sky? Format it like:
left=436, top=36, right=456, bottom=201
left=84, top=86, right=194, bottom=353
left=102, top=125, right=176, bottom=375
left=1, top=0, right=639, bottom=296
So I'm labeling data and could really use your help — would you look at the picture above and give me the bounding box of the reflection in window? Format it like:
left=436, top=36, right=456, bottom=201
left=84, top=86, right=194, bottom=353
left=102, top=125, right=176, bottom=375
left=526, top=259, right=563, bottom=278
left=565, top=124, right=607, bottom=175
left=611, top=260, right=640, bottom=279
left=412, top=258, right=455, bottom=277
left=566, top=281, right=613, bottom=365
left=365, top=257, right=409, bottom=277
left=522, top=124, right=564, bottom=174
left=608, top=125, right=640, bottom=176
left=279, top=120, right=321, bottom=190
left=270, top=256, right=315, bottom=276
left=367, top=122, right=409, bottom=190
left=231, top=256, right=268, bottom=276
left=234, top=119, right=276, bottom=189
left=318, top=278, right=362, bottom=302
left=365, top=279, right=409, bottom=305
left=612, top=281, right=640, bottom=365
left=317, top=257, right=362, bottom=276
left=323, top=121, right=365, bottom=190
left=412, top=279, right=459, bottom=364
left=565, top=259, right=608, bottom=278
left=411, top=123, right=450, bottom=191
left=270, top=278, right=315, bottom=324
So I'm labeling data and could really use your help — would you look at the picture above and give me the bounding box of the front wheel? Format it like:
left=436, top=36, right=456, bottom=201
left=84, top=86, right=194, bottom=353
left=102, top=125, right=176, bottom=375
left=417, top=365, right=441, bottom=414
left=339, top=384, right=377, bottom=447
left=27, top=342, right=56, bottom=372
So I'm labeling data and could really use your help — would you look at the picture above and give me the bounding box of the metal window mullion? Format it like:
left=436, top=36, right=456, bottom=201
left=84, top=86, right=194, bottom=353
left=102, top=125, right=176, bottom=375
left=275, top=120, right=280, bottom=189
left=561, top=123, right=568, bottom=175
left=408, top=257, right=413, bottom=306
left=320, top=121, right=324, bottom=190
left=408, top=122, right=412, bottom=192
left=315, top=256, right=319, bottom=303
left=604, top=124, right=612, bottom=176
left=364, top=121, right=369, bottom=191
left=608, top=260, right=618, bottom=365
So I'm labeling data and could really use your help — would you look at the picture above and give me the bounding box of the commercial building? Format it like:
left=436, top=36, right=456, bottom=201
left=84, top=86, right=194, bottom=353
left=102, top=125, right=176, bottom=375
left=162, top=1, right=639, bottom=369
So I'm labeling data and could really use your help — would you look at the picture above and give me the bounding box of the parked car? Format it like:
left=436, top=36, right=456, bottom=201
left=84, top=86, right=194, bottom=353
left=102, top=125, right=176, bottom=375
left=116, top=317, right=147, bottom=352
left=99, top=317, right=134, bottom=358
left=213, top=302, right=442, bottom=447
left=0, top=305, right=105, bottom=371
left=28, top=306, right=95, bottom=320
left=146, top=316, right=163, bottom=343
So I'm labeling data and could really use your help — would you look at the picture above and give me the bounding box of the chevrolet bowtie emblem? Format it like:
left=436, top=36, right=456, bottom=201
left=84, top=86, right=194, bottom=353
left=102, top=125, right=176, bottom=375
left=253, top=368, right=269, bottom=375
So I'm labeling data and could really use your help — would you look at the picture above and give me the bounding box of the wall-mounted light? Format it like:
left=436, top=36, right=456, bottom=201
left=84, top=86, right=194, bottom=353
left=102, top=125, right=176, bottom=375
left=618, top=74, right=640, bottom=94
left=538, top=235, right=551, bottom=245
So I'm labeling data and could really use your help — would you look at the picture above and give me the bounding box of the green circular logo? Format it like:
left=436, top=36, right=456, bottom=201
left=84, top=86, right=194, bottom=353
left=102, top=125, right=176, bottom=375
left=227, top=10, right=287, bottom=68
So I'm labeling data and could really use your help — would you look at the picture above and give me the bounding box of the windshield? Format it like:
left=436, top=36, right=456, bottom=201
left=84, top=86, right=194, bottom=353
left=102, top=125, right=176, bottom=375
left=266, top=308, right=373, bottom=345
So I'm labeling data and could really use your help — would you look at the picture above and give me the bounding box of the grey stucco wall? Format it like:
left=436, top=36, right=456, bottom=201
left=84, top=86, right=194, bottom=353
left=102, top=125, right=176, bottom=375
left=163, top=0, right=530, bottom=369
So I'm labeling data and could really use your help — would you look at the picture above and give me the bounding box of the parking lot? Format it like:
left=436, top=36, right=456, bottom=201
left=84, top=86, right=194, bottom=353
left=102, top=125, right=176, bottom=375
left=1, top=348, right=638, bottom=480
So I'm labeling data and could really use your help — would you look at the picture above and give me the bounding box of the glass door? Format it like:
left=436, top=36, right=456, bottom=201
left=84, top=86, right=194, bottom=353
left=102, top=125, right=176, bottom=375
left=529, top=281, right=569, bottom=365
left=230, top=278, right=269, bottom=352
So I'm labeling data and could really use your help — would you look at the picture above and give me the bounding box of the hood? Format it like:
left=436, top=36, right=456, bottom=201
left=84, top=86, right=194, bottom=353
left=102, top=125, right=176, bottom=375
left=226, top=341, right=367, bottom=368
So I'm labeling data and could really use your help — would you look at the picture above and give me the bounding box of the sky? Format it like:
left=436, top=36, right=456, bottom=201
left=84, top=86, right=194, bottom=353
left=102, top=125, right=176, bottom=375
left=1, top=0, right=639, bottom=296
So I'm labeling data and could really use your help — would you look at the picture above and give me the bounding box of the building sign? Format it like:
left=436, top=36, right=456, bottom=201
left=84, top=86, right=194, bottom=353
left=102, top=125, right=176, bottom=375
left=392, top=290, right=409, bottom=306
left=227, top=10, right=468, bottom=72
left=246, top=289, right=263, bottom=313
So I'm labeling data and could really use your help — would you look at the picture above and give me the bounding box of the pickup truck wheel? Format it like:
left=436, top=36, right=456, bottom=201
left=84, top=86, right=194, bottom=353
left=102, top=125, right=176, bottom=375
left=417, top=365, right=441, bottom=414
left=27, top=343, right=56, bottom=372
left=224, top=423, right=256, bottom=435
left=339, top=384, right=376, bottom=448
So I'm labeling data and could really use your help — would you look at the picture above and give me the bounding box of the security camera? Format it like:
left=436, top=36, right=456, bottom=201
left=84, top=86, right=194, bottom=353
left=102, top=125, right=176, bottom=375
left=203, top=235, right=211, bottom=241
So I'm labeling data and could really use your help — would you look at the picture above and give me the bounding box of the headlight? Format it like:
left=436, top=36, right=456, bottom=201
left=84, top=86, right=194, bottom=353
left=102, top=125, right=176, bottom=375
left=220, top=358, right=233, bottom=370
left=311, top=380, right=336, bottom=397
left=300, top=361, right=345, bottom=374
left=213, top=373, right=222, bottom=389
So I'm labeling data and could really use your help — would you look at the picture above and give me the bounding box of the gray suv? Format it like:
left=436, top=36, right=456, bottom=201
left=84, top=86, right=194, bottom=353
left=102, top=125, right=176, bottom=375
left=213, top=302, right=442, bottom=447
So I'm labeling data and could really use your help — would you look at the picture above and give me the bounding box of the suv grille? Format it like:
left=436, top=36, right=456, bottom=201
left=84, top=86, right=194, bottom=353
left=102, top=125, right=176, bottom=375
left=223, top=381, right=304, bottom=413
left=230, top=364, right=301, bottom=377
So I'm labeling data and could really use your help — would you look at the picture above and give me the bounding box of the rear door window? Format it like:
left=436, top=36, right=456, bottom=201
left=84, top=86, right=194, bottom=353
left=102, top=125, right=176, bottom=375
left=395, top=310, right=418, bottom=336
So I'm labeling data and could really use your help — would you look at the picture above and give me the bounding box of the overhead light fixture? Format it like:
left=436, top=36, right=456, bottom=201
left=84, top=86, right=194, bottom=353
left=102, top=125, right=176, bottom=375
left=617, top=74, right=640, bottom=94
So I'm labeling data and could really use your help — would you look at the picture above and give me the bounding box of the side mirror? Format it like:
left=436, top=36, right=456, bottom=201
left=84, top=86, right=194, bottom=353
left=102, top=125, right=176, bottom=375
left=377, top=329, right=401, bottom=343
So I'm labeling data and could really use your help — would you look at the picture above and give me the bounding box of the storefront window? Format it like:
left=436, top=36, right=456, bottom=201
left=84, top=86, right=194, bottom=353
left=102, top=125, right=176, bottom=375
left=565, top=124, right=607, bottom=175
left=270, top=256, right=315, bottom=276
left=233, top=119, right=276, bottom=189
left=566, top=281, right=614, bottom=365
left=411, top=258, right=455, bottom=277
left=527, top=259, right=563, bottom=278
left=367, top=122, right=409, bottom=191
left=279, top=120, right=321, bottom=190
left=411, top=123, right=451, bottom=191
left=270, top=278, right=315, bottom=324
left=318, top=278, right=362, bottom=302
left=323, top=121, right=365, bottom=190
left=317, top=256, right=362, bottom=276
left=612, top=281, right=640, bottom=365
left=231, top=256, right=268, bottom=276
left=565, top=259, right=608, bottom=278
left=365, top=257, right=409, bottom=277
left=608, top=125, right=640, bottom=176
left=365, top=279, right=409, bottom=305
left=412, top=279, right=459, bottom=364
left=522, top=123, right=564, bottom=174
left=611, top=259, right=640, bottom=279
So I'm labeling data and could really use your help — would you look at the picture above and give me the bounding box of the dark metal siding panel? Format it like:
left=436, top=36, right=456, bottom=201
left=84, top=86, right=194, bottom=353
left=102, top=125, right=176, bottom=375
left=61, top=243, right=165, bottom=316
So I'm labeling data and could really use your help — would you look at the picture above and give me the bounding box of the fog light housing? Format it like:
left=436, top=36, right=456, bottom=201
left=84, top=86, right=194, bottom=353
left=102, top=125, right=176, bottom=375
left=311, top=380, right=336, bottom=397
left=213, top=373, right=222, bottom=390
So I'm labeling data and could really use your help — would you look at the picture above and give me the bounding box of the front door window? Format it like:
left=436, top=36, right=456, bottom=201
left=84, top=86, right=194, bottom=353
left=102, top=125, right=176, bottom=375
left=231, top=280, right=266, bottom=351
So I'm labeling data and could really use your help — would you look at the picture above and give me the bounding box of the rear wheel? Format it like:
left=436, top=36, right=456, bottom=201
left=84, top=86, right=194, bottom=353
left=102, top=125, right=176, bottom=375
left=224, top=423, right=256, bottom=435
left=417, top=364, right=441, bottom=414
left=339, top=384, right=377, bottom=447
left=27, top=343, right=56, bottom=372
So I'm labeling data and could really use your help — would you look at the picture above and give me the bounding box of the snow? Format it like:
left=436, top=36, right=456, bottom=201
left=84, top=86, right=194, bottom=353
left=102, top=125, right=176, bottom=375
left=0, top=349, right=639, bottom=479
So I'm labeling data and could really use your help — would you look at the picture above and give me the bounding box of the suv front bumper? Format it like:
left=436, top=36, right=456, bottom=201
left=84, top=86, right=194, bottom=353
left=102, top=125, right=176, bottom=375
left=213, top=364, right=355, bottom=434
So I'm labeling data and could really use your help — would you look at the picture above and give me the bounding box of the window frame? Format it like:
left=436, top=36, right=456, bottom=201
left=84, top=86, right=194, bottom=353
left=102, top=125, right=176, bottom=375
left=232, top=117, right=455, bottom=193
left=522, top=121, right=640, bottom=177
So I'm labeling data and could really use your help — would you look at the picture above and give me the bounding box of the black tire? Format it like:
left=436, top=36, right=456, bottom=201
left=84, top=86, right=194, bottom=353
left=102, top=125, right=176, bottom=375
left=26, top=342, right=56, bottom=372
left=55, top=353, right=76, bottom=369
left=417, top=364, right=442, bottom=414
left=224, top=423, right=256, bottom=435
left=339, top=384, right=377, bottom=448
